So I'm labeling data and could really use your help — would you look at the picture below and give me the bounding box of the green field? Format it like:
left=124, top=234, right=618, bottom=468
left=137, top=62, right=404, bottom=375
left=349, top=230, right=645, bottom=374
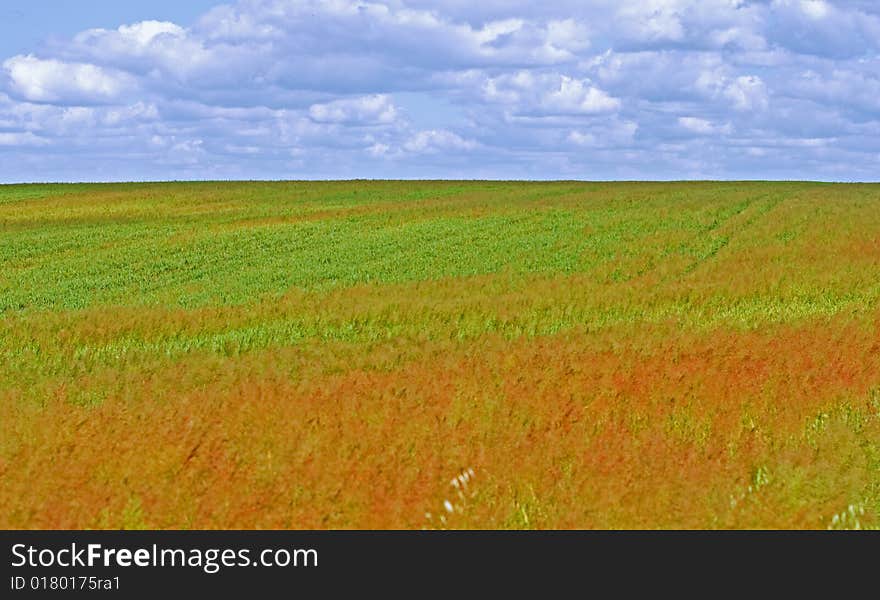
left=2, top=180, right=879, bottom=528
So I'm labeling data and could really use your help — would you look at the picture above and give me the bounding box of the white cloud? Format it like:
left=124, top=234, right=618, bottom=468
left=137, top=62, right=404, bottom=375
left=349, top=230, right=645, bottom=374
left=403, top=129, right=476, bottom=153
left=367, top=142, right=391, bottom=157
left=567, top=130, right=596, bottom=146
left=66, top=20, right=219, bottom=84
left=102, top=102, right=159, bottom=126
left=617, top=1, right=686, bottom=43
left=568, top=120, right=638, bottom=147
left=164, top=139, right=206, bottom=166
left=75, top=20, right=186, bottom=48
left=678, top=116, right=732, bottom=135
left=696, top=71, right=768, bottom=111
left=543, top=76, right=621, bottom=114
left=193, top=0, right=587, bottom=71
left=799, top=0, right=831, bottom=20
left=545, top=19, right=591, bottom=53
left=0, top=131, right=49, bottom=146
left=308, top=95, right=398, bottom=125
left=3, top=55, right=135, bottom=103
left=483, top=72, right=620, bottom=115
left=723, top=75, right=768, bottom=111
left=790, top=68, right=880, bottom=114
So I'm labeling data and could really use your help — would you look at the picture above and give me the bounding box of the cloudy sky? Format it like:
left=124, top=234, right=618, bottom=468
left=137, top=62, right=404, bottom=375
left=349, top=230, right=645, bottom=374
left=1, top=0, right=879, bottom=182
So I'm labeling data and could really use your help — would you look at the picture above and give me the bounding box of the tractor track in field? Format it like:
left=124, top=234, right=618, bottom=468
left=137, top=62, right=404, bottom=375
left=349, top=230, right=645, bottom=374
left=679, top=193, right=784, bottom=278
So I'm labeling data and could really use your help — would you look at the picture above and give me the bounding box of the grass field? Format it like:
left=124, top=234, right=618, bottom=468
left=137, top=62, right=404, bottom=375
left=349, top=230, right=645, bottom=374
left=2, top=180, right=879, bottom=529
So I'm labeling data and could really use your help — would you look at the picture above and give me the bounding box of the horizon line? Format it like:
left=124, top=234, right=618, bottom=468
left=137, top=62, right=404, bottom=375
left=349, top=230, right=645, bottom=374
left=2, top=178, right=879, bottom=186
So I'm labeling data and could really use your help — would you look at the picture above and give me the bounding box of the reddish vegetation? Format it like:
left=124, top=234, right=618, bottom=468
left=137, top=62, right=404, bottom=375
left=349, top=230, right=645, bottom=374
left=3, top=315, right=878, bottom=529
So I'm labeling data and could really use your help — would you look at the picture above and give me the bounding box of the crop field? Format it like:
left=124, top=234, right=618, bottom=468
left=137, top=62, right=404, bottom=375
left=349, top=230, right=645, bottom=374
left=1, top=180, right=879, bottom=529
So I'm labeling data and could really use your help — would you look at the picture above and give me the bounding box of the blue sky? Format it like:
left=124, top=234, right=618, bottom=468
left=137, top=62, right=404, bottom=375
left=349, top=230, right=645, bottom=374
left=1, top=0, right=879, bottom=182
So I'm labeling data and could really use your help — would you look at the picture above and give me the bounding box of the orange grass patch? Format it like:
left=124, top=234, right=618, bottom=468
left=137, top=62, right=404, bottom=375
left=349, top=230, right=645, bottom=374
left=2, top=316, right=878, bottom=529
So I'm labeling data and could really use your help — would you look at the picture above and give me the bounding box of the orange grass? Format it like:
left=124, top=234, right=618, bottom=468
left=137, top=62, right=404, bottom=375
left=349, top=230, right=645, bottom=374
left=2, top=316, right=878, bottom=529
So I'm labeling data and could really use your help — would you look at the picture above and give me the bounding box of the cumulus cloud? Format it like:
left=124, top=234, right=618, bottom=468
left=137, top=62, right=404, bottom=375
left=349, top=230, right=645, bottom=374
left=3, top=55, right=135, bottom=104
left=0, top=131, right=49, bottom=147
left=483, top=72, right=620, bottom=116
left=75, top=20, right=186, bottom=49
left=799, top=0, right=831, bottom=20
left=678, top=116, right=732, bottom=136
left=0, top=0, right=879, bottom=180
left=695, top=69, right=763, bottom=106
left=541, top=76, right=620, bottom=114
left=403, top=129, right=477, bottom=153
left=616, top=1, right=686, bottom=44
left=308, top=95, right=398, bottom=125
left=568, top=120, right=638, bottom=147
